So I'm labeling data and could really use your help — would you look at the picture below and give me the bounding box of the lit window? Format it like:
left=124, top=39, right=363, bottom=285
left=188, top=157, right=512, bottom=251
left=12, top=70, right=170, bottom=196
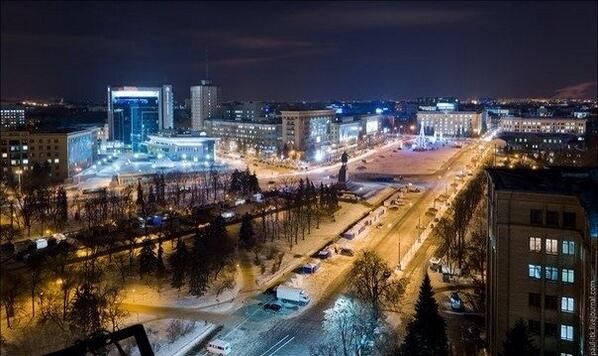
left=562, top=269, right=574, bottom=283
left=561, top=297, right=574, bottom=313
left=545, top=267, right=558, bottom=281
left=54, top=158, right=59, bottom=163
left=529, top=237, right=542, bottom=252
left=546, top=239, right=558, bottom=254
left=22, top=159, right=29, bottom=164
left=528, top=264, right=541, bottom=279
left=562, top=241, right=575, bottom=255
left=1, top=153, right=6, bottom=158
left=561, top=353, right=573, bottom=356
left=560, top=325, right=574, bottom=341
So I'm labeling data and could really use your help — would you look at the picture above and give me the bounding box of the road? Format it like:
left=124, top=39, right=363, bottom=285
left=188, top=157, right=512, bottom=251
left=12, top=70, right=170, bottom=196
left=209, top=139, right=493, bottom=355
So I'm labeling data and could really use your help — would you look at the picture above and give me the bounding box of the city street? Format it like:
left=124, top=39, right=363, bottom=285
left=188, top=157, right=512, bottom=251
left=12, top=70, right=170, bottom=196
left=200, top=138, right=494, bottom=355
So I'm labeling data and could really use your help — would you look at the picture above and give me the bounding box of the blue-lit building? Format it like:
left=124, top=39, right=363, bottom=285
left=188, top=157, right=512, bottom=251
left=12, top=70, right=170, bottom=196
left=0, top=127, right=99, bottom=182
left=144, top=132, right=217, bottom=164
left=107, top=86, right=174, bottom=151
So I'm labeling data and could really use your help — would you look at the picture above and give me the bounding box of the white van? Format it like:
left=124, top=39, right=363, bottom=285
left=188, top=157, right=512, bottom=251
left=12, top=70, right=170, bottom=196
left=207, top=339, right=231, bottom=355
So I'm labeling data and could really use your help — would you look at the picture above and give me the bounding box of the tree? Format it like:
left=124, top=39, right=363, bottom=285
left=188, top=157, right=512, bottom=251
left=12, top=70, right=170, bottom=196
left=25, top=253, right=45, bottom=318
left=318, top=297, right=379, bottom=356
left=0, top=269, right=24, bottom=328
left=500, top=320, right=540, bottom=356
left=239, top=213, right=256, bottom=249
left=399, top=274, right=448, bottom=356
left=138, top=241, right=160, bottom=276
left=68, top=283, right=104, bottom=337
left=348, top=250, right=404, bottom=317
left=168, top=239, right=188, bottom=291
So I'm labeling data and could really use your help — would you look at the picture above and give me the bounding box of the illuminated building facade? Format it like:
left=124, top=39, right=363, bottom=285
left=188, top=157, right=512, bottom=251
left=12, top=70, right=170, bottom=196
left=499, top=117, right=586, bottom=136
left=281, top=109, right=334, bottom=159
left=486, top=168, right=597, bottom=356
left=107, top=85, right=174, bottom=151
left=416, top=111, right=482, bottom=137
left=0, top=128, right=99, bottom=182
left=330, top=119, right=361, bottom=145
left=144, top=132, right=217, bottom=163
left=204, top=119, right=281, bottom=156
left=1, top=107, right=26, bottom=130
left=191, top=80, right=218, bottom=130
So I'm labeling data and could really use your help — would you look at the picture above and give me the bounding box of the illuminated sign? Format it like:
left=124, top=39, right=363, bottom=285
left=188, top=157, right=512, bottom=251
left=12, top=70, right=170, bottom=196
left=112, top=90, right=160, bottom=98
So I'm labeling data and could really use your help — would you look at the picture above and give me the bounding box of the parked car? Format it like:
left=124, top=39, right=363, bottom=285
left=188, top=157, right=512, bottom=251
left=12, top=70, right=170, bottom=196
left=449, top=292, right=462, bottom=311
left=317, top=249, right=332, bottom=259
left=263, top=303, right=282, bottom=312
left=340, top=247, right=354, bottom=256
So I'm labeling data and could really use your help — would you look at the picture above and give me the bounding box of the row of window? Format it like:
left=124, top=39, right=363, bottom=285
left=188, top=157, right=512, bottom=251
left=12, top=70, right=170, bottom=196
left=530, top=209, right=576, bottom=228
left=528, top=320, right=575, bottom=342
left=529, top=237, right=575, bottom=255
left=529, top=293, right=575, bottom=312
left=528, top=265, right=574, bottom=283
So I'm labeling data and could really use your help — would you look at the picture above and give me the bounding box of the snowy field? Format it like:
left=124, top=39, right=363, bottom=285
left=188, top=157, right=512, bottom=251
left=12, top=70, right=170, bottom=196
left=347, top=144, right=463, bottom=176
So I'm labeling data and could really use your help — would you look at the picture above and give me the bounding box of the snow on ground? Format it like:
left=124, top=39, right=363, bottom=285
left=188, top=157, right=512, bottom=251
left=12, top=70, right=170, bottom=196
left=127, top=318, right=215, bottom=356
left=252, top=201, right=370, bottom=289
left=122, top=267, right=241, bottom=311
left=348, top=144, right=462, bottom=176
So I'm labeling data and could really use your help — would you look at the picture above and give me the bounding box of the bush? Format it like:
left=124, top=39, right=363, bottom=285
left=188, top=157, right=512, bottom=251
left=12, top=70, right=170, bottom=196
left=166, top=320, right=196, bottom=344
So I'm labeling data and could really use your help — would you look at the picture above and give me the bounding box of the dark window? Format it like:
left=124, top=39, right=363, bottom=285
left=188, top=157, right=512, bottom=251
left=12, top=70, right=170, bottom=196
left=544, top=352, right=557, bottom=356
left=529, top=293, right=541, bottom=307
left=530, top=209, right=543, bottom=225
left=545, top=322, right=558, bottom=337
left=545, top=295, right=558, bottom=310
left=563, top=212, right=576, bottom=228
left=546, top=211, right=559, bottom=226
left=529, top=320, right=541, bottom=334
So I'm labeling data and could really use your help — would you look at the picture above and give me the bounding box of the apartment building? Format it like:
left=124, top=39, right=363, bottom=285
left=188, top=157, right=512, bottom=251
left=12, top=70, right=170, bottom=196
left=486, top=168, right=597, bottom=356
left=281, top=109, right=335, bottom=159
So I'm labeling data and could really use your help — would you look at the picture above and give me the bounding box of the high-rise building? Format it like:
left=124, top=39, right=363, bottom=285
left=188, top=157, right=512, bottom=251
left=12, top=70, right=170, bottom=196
left=1, top=127, right=99, bottom=182
left=107, top=85, right=174, bottom=151
left=486, top=168, right=597, bottom=356
left=1, top=107, right=26, bottom=130
left=191, top=80, right=218, bottom=130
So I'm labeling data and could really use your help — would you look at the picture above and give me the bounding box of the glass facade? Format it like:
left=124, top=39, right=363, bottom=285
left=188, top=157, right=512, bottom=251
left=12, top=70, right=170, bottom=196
left=112, top=95, right=160, bottom=151
left=67, top=130, right=97, bottom=177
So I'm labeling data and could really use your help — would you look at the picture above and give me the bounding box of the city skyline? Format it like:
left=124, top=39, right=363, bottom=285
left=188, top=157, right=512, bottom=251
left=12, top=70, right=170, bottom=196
left=1, top=1, right=597, bottom=102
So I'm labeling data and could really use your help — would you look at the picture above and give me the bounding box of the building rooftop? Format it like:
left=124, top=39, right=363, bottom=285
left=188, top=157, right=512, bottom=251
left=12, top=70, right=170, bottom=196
left=487, top=167, right=598, bottom=238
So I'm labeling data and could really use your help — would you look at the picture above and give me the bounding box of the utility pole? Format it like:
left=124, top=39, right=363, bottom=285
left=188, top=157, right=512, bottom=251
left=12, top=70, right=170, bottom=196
left=397, top=232, right=401, bottom=271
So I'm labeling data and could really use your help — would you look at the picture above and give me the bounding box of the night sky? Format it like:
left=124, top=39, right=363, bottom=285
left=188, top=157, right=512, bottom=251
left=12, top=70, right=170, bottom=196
left=1, top=1, right=597, bottom=102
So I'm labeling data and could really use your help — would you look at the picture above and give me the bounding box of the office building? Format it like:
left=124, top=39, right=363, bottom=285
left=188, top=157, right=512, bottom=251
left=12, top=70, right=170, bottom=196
left=417, top=111, right=483, bottom=137
left=204, top=119, right=281, bottom=157
left=1, top=128, right=99, bottom=182
left=107, top=85, right=174, bottom=151
left=281, top=109, right=335, bottom=159
left=499, top=117, right=587, bottom=136
left=191, top=80, right=218, bottom=130
left=144, top=132, right=217, bottom=164
left=219, top=101, right=265, bottom=122
left=1, top=107, right=26, bottom=130
left=329, top=118, right=361, bottom=145
left=486, top=168, right=597, bottom=356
